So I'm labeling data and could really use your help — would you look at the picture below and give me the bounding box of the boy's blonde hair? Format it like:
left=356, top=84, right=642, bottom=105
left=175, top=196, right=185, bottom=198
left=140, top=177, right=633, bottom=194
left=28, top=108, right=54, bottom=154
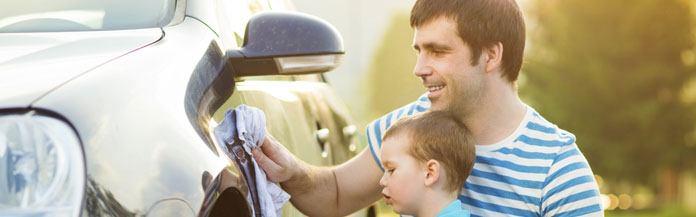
left=383, top=111, right=476, bottom=192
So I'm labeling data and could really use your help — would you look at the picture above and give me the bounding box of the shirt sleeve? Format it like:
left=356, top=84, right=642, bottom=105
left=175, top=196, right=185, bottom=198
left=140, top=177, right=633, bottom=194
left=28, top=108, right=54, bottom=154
left=540, top=143, right=604, bottom=216
left=366, top=93, right=430, bottom=171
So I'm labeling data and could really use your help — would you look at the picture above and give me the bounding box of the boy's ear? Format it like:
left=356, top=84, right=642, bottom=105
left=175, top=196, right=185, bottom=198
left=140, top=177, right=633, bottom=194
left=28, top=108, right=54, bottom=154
left=424, top=159, right=440, bottom=187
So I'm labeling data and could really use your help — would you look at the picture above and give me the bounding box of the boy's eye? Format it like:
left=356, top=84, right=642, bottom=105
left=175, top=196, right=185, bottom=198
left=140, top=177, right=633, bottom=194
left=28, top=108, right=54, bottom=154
left=387, top=168, right=395, bottom=173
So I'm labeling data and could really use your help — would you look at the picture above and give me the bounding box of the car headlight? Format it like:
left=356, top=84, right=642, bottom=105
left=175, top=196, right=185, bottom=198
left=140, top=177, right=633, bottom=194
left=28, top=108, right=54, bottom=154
left=0, top=112, right=85, bottom=216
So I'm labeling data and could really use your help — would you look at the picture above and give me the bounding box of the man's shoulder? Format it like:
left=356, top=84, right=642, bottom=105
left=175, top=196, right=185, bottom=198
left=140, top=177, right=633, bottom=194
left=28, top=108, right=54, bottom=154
left=517, top=106, right=577, bottom=150
left=366, top=94, right=430, bottom=169
left=508, top=106, right=588, bottom=173
left=523, top=108, right=602, bottom=216
left=367, top=93, right=430, bottom=138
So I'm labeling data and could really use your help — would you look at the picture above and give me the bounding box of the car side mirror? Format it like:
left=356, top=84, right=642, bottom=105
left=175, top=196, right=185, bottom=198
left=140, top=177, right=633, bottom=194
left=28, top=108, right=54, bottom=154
left=226, top=11, right=344, bottom=76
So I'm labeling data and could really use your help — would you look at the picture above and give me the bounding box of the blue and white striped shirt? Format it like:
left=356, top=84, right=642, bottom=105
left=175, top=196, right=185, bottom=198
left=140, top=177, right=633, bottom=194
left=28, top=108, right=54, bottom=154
left=366, top=94, right=603, bottom=217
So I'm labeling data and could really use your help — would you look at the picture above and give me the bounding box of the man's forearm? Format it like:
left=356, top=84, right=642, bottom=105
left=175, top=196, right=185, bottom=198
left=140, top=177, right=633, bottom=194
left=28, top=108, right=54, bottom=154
left=281, top=163, right=342, bottom=216
left=276, top=149, right=384, bottom=216
left=252, top=137, right=380, bottom=215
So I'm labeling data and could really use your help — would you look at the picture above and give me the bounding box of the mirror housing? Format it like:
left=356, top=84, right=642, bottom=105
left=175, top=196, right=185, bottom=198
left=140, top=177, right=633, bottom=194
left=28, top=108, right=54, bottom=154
left=226, top=11, right=344, bottom=76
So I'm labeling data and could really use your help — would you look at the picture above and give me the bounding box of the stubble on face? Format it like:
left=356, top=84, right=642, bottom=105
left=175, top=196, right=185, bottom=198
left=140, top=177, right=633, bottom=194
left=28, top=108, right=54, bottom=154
left=412, top=17, right=488, bottom=117
left=447, top=61, right=487, bottom=120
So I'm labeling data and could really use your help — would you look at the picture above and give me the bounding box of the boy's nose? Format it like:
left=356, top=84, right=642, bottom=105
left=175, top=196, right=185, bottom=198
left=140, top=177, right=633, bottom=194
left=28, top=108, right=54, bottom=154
left=378, top=173, right=387, bottom=187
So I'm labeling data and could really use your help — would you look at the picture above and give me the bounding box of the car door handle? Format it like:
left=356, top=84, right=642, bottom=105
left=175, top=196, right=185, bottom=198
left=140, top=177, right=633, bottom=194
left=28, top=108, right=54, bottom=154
left=342, top=125, right=356, bottom=137
left=315, top=128, right=330, bottom=158
left=342, top=125, right=358, bottom=152
left=316, top=128, right=330, bottom=144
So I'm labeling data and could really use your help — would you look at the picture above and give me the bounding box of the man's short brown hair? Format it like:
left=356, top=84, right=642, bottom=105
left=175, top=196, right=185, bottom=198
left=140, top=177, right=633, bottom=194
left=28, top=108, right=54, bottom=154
left=382, top=111, right=476, bottom=192
left=410, top=0, right=526, bottom=82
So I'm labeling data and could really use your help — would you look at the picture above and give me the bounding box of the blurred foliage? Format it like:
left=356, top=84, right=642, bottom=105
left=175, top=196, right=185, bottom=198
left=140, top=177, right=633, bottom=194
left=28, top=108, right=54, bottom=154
left=362, top=0, right=696, bottom=196
left=363, top=12, right=422, bottom=120
left=521, top=0, right=696, bottom=186
left=363, top=0, right=696, bottom=214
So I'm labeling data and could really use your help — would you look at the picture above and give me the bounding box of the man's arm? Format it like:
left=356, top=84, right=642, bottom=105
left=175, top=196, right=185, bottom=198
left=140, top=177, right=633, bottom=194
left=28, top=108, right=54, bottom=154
left=252, top=94, right=430, bottom=216
left=540, top=143, right=604, bottom=216
left=252, top=137, right=383, bottom=216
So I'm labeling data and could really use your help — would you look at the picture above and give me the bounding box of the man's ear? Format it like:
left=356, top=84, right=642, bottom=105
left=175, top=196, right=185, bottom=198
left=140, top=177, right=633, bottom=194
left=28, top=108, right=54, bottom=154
left=484, top=42, right=504, bottom=73
left=424, top=159, right=441, bottom=187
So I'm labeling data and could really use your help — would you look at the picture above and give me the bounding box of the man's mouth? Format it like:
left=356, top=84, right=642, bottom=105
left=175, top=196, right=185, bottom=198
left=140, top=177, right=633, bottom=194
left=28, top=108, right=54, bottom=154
left=426, top=84, right=446, bottom=99
left=427, top=85, right=445, bottom=92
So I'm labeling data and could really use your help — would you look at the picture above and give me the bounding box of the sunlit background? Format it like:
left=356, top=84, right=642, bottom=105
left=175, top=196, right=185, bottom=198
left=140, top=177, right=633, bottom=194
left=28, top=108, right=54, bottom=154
left=294, top=0, right=696, bottom=216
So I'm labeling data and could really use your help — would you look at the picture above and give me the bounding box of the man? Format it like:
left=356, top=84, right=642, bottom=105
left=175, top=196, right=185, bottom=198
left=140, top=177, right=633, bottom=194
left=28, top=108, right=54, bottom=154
left=252, top=0, right=604, bottom=216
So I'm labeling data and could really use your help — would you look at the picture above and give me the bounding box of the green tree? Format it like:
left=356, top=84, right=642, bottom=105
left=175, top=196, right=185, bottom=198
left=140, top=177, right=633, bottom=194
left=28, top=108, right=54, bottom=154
left=363, top=12, right=422, bottom=121
left=523, top=0, right=696, bottom=198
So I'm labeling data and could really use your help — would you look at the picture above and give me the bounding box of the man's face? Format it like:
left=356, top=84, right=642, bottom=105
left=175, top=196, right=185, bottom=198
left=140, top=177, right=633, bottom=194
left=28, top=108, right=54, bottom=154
left=413, top=16, right=486, bottom=113
left=379, top=134, right=425, bottom=215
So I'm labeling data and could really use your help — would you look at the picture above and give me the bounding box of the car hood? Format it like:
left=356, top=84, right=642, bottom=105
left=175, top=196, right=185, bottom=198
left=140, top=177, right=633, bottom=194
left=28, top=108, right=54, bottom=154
left=0, top=28, right=163, bottom=108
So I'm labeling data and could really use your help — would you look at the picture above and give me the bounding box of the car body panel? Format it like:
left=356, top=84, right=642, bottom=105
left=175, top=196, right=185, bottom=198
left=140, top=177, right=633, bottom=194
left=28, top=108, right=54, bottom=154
left=213, top=79, right=363, bottom=217
left=33, top=18, right=225, bottom=216
left=214, top=80, right=331, bottom=166
left=0, top=29, right=162, bottom=108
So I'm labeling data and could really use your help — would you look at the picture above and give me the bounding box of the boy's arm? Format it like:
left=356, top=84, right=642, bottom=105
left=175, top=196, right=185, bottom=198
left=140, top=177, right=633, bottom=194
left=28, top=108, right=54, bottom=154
left=540, top=143, right=604, bottom=216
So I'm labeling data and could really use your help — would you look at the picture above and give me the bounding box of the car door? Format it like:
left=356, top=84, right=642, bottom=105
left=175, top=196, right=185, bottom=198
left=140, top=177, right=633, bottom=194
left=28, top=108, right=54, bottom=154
left=206, top=0, right=371, bottom=216
left=212, top=78, right=331, bottom=166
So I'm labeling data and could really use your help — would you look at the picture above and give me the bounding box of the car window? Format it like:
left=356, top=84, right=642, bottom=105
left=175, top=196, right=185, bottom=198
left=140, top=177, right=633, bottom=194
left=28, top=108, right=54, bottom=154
left=0, top=0, right=175, bottom=32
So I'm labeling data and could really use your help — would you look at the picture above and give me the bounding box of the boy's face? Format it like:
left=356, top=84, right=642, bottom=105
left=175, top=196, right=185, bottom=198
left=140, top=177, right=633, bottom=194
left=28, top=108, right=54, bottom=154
left=379, top=134, right=425, bottom=215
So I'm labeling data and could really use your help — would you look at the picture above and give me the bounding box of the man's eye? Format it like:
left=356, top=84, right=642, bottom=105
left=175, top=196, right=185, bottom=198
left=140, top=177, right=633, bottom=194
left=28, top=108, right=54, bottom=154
left=387, top=169, right=395, bottom=173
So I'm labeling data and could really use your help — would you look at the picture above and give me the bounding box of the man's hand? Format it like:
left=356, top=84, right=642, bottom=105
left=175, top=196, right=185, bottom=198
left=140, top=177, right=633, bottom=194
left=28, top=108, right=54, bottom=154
left=252, top=135, right=302, bottom=183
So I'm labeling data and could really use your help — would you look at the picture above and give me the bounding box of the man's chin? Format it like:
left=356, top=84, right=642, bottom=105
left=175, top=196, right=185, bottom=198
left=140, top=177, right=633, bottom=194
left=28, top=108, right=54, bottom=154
left=429, top=100, right=448, bottom=111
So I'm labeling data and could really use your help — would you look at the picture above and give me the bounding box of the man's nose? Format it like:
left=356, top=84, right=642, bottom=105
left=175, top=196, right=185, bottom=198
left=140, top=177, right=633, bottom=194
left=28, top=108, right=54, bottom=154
left=413, top=54, right=433, bottom=78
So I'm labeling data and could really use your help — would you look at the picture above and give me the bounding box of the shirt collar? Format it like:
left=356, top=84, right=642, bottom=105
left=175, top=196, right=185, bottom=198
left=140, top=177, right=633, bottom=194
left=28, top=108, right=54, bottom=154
left=435, top=199, right=470, bottom=217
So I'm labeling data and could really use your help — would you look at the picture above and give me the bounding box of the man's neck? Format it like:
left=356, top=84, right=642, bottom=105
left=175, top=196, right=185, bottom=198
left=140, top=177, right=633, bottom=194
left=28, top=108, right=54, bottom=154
left=459, top=82, right=526, bottom=145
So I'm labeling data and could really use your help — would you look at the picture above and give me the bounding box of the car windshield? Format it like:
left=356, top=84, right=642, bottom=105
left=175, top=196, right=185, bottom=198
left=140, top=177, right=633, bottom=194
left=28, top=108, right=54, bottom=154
left=0, top=0, right=176, bottom=33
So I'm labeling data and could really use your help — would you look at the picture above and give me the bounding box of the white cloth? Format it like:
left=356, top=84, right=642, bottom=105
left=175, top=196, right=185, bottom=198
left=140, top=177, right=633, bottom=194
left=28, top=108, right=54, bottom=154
left=214, top=105, right=290, bottom=217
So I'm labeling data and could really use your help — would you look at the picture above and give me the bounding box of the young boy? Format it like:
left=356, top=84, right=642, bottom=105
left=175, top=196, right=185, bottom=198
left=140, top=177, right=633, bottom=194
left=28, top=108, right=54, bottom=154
left=379, top=111, right=476, bottom=217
